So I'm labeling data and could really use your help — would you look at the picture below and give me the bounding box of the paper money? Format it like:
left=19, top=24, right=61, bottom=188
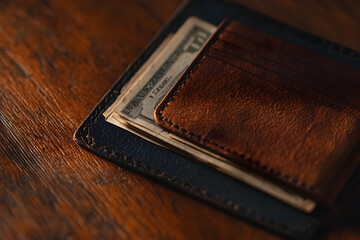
left=104, top=17, right=216, bottom=148
left=103, top=17, right=316, bottom=212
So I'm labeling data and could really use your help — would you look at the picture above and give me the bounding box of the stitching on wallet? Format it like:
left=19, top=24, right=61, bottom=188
left=157, top=31, right=314, bottom=192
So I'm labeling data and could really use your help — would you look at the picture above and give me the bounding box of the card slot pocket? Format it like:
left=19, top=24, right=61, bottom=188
left=206, top=46, right=360, bottom=117
left=214, top=38, right=334, bottom=82
left=210, top=40, right=360, bottom=108
left=225, top=21, right=360, bottom=77
left=218, top=31, right=360, bottom=84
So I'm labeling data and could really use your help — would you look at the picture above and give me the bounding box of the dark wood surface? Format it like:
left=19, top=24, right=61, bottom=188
left=0, top=0, right=359, bottom=239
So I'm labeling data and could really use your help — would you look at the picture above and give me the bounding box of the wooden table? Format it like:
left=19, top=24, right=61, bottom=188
left=1, top=0, right=359, bottom=239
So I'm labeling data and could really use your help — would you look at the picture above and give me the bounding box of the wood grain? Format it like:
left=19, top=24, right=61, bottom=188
left=0, top=0, right=359, bottom=239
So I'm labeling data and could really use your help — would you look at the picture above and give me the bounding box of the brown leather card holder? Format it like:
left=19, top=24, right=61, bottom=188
left=155, top=19, right=360, bottom=206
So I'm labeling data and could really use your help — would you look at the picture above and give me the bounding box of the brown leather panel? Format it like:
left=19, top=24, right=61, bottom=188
left=155, top=19, right=360, bottom=205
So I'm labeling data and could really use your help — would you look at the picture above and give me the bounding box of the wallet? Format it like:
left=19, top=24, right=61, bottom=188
left=74, top=0, right=360, bottom=238
left=154, top=19, right=360, bottom=207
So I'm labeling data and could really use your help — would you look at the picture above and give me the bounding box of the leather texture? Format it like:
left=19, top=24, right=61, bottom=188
left=155, top=19, right=360, bottom=206
left=74, top=0, right=360, bottom=238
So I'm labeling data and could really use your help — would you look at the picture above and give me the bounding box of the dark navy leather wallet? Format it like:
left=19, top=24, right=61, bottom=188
left=74, top=0, right=360, bottom=238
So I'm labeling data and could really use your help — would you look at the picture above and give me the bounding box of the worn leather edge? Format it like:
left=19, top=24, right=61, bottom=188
left=73, top=0, right=360, bottom=238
